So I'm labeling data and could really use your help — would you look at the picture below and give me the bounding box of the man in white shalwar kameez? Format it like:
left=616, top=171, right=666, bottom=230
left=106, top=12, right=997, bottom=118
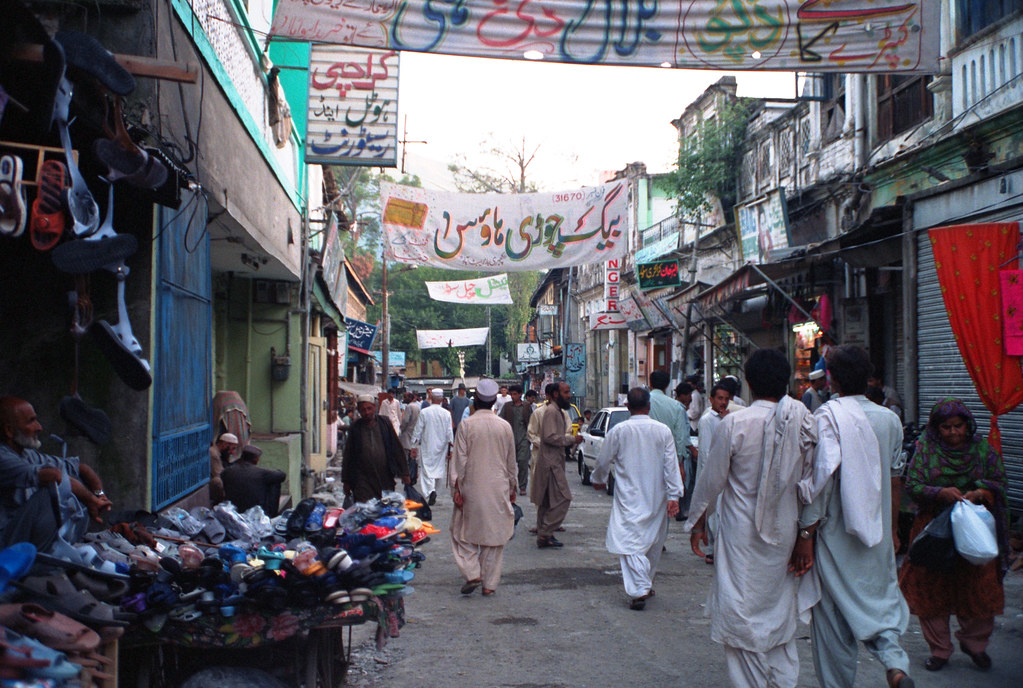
left=590, top=388, right=684, bottom=610
left=411, top=389, right=453, bottom=505
left=684, top=349, right=817, bottom=688
left=791, top=346, right=913, bottom=688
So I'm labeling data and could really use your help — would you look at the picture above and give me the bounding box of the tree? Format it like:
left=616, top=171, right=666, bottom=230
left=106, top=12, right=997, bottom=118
left=448, top=135, right=541, bottom=194
left=659, top=98, right=754, bottom=216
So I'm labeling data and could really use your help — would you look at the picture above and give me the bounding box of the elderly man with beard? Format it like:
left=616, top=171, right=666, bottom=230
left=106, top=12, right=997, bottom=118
left=0, top=396, right=112, bottom=551
left=342, top=394, right=410, bottom=502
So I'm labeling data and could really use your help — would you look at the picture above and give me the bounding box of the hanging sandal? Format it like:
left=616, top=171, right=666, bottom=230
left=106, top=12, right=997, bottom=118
left=29, top=159, right=67, bottom=251
left=0, top=154, right=27, bottom=237
left=88, top=260, right=152, bottom=390
left=51, top=182, right=137, bottom=274
left=55, top=31, right=135, bottom=96
left=93, top=94, right=147, bottom=180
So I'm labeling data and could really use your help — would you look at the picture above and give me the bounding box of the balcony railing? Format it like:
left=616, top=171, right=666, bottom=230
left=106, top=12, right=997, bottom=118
left=952, top=15, right=1023, bottom=125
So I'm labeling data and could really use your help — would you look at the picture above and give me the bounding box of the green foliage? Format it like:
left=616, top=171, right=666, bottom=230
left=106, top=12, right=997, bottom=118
left=660, top=99, right=753, bottom=216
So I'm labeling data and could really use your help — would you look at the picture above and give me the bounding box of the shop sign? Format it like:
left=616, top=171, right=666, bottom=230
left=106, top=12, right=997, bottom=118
left=589, top=312, right=628, bottom=330
left=605, top=258, right=620, bottom=312
left=537, top=304, right=558, bottom=316
left=320, top=215, right=347, bottom=310
left=635, top=231, right=679, bottom=264
left=381, top=181, right=628, bottom=272
left=735, top=188, right=791, bottom=264
left=637, top=259, right=681, bottom=291
left=306, top=45, right=398, bottom=166
left=371, top=351, right=406, bottom=367
left=517, top=343, right=542, bottom=362
left=633, top=290, right=671, bottom=329
left=618, top=293, right=650, bottom=332
left=346, top=317, right=378, bottom=353
left=564, top=343, right=585, bottom=394
left=272, top=1, right=940, bottom=74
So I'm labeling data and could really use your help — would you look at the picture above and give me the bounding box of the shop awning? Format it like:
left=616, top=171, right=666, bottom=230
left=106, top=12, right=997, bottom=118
left=312, top=277, right=344, bottom=329
left=813, top=204, right=904, bottom=267
left=339, top=381, right=381, bottom=397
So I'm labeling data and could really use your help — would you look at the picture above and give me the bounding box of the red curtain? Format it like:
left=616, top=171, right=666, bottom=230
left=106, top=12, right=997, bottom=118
left=929, top=222, right=1023, bottom=453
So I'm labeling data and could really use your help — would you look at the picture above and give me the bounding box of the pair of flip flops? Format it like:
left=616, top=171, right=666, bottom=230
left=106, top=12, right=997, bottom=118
left=0, top=154, right=27, bottom=237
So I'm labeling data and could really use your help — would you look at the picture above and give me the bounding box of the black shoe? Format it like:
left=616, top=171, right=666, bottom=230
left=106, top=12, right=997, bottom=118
left=629, top=597, right=646, bottom=611
left=924, top=656, right=947, bottom=672
left=536, top=537, right=563, bottom=549
left=960, top=643, right=992, bottom=670
left=427, top=491, right=437, bottom=506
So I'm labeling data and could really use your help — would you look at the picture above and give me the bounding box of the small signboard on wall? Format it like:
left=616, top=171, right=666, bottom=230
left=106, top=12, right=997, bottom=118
left=637, top=259, right=681, bottom=291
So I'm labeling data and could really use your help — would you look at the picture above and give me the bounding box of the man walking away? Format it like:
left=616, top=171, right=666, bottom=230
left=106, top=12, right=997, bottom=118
left=792, top=345, right=914, bottom=688
left=532, top=382, right=582, bottom=548
left=684, top=350, right=817, bottom=688
left=648, top=370, right=691, bottom=518
left=450, top=379, right=517, bottom=596
left=692, top=381, right=732, bottom=563
left=802, top=369, right=829, bottom=412
left=498, top=384, right=532, bottom=496
left=591, top=387, right=684, bottom=610
left=411, top=389, right=453, bottom=506
left=399, top=392, right=422, bottom=480
left=450, top=383, right=471, bottom=435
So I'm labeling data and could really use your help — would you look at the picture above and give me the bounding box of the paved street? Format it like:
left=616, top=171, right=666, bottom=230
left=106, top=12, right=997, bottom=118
left=345, top=469, right=1022, bottom=687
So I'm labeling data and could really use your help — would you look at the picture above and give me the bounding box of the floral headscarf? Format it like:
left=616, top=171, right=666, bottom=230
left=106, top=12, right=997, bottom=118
left=908, top=397, right=1009, bottom=571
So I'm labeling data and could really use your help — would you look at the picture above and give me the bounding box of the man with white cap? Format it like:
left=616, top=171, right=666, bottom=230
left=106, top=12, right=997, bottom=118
left=802, top=369, right=829, bottom=412
left=209, top=431, right=239, bottom=504
left=412, top=388, right=454, bottom=506
left=450, top=378, right=517, bottom=596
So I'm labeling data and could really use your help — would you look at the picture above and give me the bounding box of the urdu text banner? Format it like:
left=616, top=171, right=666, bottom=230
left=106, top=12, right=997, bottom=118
left=380, top=181, right=629, bottom=272
left=271, top=1, right=940, bottom=74
left=425, top=274, right=514, bottom=304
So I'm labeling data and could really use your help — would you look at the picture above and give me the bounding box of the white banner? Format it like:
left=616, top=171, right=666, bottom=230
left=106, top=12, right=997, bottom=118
left=417, top=327, right=490, bottom=349
left=271, top=0, right=940, bottom=74
left=307, top=45, right=398, bottom=166
left=381, top=181, right=628, bottom=272
left=425, top=274, right=513, bottom=304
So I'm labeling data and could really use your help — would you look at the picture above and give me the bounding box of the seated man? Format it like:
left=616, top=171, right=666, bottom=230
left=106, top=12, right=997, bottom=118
left=208, top=431, right=239, bottom=504
left=0, top=396, right=112, bottom=552
left=221, top=444, right=286, bottom=516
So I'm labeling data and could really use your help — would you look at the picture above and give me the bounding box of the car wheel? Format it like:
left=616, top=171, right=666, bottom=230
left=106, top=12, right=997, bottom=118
left=576, top=450, right=584, bottom=476
left=581, top=464, right=591, bottom=486
left=606, top=474, right=614, bottom=496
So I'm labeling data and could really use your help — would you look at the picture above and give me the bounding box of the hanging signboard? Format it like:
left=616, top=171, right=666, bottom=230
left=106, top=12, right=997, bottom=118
left=319, top=215, right=347, bottom=310
left=637, top=259, right=682, bottom=291
left=633, top=290, right=672, bottom=329
left=536, top=304, right=558, bottom=316
left=346, top=317, right=378, bottom=353
left=618, top=294, right=650, bottom=332
left=605, top=258, right=621, bottom=312
left=425, top=273, right=513, bottom=304
left=271, top=1, right=940, bottom=74
left=735, top=188, right=791, bottom=263
left=517, top=342, right=542, bottom=363
left=564, top=343, right=585, bottom=396
left=381, top=181, right=628, bottom=272
left=417, top=327, right=490, bottom=349
left=635, top=231, right=680, bottom=264
left=371, top=351, right=406, bottom=367
left=306, top=45, right=398, bottom=166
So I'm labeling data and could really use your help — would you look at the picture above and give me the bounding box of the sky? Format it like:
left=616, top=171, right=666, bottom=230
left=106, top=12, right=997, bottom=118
left=396, top=52, right=797, bottom=191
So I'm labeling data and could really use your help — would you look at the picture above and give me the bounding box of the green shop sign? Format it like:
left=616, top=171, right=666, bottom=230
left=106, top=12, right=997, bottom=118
left=637, top=260, right=681, bottom=291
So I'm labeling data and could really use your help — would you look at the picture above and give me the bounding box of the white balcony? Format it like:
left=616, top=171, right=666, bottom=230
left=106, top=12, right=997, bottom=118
left=951, top=15, right=1023, bottom=127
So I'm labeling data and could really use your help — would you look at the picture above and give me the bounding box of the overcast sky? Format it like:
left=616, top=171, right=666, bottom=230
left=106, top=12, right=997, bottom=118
left=396, top=52, right=797, bottom=191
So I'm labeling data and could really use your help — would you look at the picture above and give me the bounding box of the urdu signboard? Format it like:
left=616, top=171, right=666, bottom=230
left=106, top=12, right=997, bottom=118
left=637, top=260, right=682, bottom=291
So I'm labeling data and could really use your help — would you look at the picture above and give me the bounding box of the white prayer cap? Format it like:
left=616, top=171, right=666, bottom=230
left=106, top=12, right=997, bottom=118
left=808, top=369, right=825, bottom=381
left=218, top=432, right=238, bottom=444
left=356, top=394, right=376, bottom=404
left=431, top=388, right=444, bottom=398
left=476, top=379, right=498, bottom=402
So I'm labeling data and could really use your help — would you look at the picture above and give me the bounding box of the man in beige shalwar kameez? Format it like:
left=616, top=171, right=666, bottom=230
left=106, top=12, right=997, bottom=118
left=450, top=379, right=517, bottom=596
left=531, top=381, right=583, bottom=549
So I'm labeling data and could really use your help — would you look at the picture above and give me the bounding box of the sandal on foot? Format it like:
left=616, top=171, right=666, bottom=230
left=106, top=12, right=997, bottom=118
left=959, top=643, right=991, bottom=669
left=924, top=656, right=947, bottom=671
left=886, top=668, right=915, bottom=687
left=459, top=579, right=481, bottom=595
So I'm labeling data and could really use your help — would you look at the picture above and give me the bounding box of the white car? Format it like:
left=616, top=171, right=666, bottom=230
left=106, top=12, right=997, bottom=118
left=575, top=406, right=630, bottom=488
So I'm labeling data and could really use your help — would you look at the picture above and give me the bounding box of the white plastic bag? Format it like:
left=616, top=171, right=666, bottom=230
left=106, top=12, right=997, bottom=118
left=950, top=500, right=998, bottom=565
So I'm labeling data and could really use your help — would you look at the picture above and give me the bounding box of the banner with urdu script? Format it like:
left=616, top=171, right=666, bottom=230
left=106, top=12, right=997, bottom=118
left=425, top=274, right=513, bottom=304
left=417, top=327, right=490, bottom=349
left=381, top=181, right=628, bottom=272
left=270, top=0, right=939, bottom=74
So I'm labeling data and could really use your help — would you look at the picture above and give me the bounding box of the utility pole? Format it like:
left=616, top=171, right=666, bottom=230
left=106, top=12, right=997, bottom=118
left=381, top=246, right=389, bottom=392
left=486, top=306, right=492, bottom=377
left=400, top=115, right=427, bottom=175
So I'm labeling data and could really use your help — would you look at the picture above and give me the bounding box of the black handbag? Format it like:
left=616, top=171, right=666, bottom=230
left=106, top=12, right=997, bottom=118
left=908, top=505, right=956, bottom=572
left=405, top=483, right=432, bottom=521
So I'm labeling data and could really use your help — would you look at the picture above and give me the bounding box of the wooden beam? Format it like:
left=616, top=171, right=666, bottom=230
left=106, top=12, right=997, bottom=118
left=9, top=44, right=198, bottom=84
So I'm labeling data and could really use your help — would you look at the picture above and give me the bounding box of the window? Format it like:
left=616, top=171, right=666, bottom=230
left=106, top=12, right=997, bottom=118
left=607, top=411, right=629, bottom=432
left=876, top=75, right=933, bottom=140
left=820, top=74, right=846, bottom=143
left=957, top=0, right=1015, bottom=42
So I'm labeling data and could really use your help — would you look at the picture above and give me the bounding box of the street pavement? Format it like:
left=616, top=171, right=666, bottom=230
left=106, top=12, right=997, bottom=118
left=345, top=466, right=1022, bottom=687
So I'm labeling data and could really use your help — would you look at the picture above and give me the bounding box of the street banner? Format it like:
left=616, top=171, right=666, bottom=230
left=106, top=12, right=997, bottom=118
left=425, top=273, right=513, bottom=304
left=371, top=351, right=406, bottom=366
left=379, top=181, right=628, bottom=272
left=346, top=318, right=378, bottom=353
left=417, top=327, right=490, bottom=349
left=637, top=259, right=682, bottom=291
left=307, top=45, right=398, bottom=166
left=271, top=0, right=940, bottom=74
left=589, top=312, right=628, bottom=330
left=564, top=343, right=585, bottom=396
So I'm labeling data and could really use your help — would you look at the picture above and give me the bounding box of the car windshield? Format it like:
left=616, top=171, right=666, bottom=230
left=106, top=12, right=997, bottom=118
left=568, top=405, right=581, bottom=422
left=607, top=411, right=629, bottom=432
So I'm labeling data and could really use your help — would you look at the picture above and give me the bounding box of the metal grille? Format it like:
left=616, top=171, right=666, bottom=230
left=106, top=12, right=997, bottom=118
left=917, top=231, right=1023, bottom=510
left=777, top=126, right=792, bottom=178
left=757, top=140, right=772, bottom=188
left=799, top=116, right=811, bottom=155
left=740, top=149, right=755, bottom=197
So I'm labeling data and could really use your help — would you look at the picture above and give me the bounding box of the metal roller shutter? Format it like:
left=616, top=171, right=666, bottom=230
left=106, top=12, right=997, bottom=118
left=917, top=230, right=1023, bottom=511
